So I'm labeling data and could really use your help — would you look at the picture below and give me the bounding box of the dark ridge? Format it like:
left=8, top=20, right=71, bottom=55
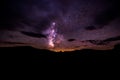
left=94, top=4, right=120, bottom=26
left=0, top=44, right=120, bottom=54
left=0, top=42, right=25, bottom=44
left=0, top=43, right=120, bottom=53
left=0, top=44, right=120, bottom=64
left=1, top=46, right=54, bottom=53
left=68, top=39, right=76, bottom=42
left=114, top=44, right=120, bottom=50
left=21, top=31, right=47, bottom=38
left=85, top=26, right=97, bottom=30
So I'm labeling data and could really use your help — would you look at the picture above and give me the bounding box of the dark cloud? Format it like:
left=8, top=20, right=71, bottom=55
left=87, top=40, right=109, bottom=45
left=104, top=36, right=120, bottom=42
left=0, top=42, right=25, bottom=44
left=21, top=31, right=47, bottom=38
left=68, top=39, right=76, bottom=42
left=85, top=26, right=97, bottom=30
left=87, top=36, right=120, bottom=45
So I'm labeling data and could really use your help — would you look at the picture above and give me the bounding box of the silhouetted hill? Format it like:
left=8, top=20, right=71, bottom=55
left=0, top=44, right=120, bottom=64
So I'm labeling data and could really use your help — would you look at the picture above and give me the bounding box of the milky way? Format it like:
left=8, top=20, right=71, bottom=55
left=0, top=0, right=120, bottom=52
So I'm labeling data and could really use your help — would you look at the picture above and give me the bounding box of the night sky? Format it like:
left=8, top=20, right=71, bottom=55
left=0, top=0, right=120, bottom=52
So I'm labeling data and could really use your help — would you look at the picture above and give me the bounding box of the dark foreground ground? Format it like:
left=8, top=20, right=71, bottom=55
left=0, top=44, right=120, bottom=64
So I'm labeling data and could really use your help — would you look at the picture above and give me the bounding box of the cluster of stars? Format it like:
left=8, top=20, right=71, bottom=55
left=47, top=22, right=57, bottom=48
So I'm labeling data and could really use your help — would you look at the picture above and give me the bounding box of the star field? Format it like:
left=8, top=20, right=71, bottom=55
left=0, top=0, right=120, bottom=52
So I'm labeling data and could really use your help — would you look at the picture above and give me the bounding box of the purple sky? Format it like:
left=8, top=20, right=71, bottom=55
left=0, top=0, right=120, bottom=52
